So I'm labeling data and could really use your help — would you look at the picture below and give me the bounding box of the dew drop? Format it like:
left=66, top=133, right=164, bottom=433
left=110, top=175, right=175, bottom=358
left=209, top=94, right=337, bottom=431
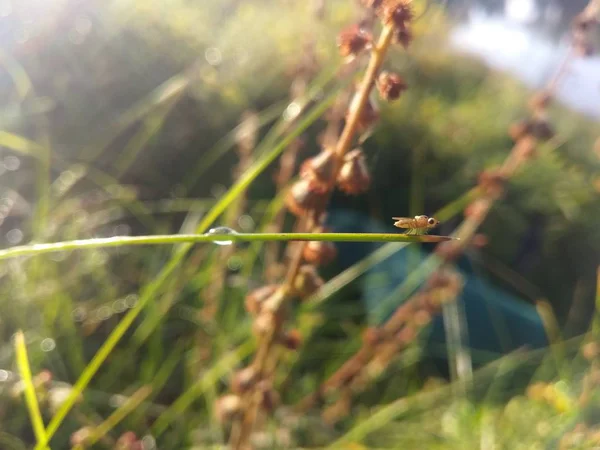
left=206, top=227, right=238, bottom=246
left=40, top=338, right=56, bottom=352
left=6, top=228, right=23, bottom=244
left=3, top=156, right=20, bottom=171
left=283, top=102, right=301, bottom=122
left=205, top=47, right=222, bottom=66
left=0, top=370, right=9, bottom=382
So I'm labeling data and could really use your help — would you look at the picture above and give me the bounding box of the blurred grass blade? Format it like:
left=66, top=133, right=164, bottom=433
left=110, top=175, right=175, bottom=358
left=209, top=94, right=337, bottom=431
left=0, top=131, right=47, bottom=155
left=151, top=341, right=254, bottom=437
left=14, top=331, right=49, bottom=450
left=78, top=386, right=152, bottom=449
left=0, top=233, right=453, bottom=262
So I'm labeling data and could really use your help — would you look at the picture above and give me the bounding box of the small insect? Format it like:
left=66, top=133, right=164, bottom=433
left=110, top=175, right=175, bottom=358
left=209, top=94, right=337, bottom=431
left=392, top=215, right=440, bottom=235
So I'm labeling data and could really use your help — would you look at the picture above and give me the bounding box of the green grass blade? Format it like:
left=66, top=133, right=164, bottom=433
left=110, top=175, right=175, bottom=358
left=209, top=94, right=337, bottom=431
left=79, top=386, right=152, bottom=448
left=0, top=233, right=455, bottom=262
left=14, top=331, right=49, bottom=450
left=151, top=341, right=254, bottom=437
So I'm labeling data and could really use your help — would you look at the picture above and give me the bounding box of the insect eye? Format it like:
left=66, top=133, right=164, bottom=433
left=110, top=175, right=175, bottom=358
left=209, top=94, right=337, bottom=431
left=428, top=218, right=436, bottom=225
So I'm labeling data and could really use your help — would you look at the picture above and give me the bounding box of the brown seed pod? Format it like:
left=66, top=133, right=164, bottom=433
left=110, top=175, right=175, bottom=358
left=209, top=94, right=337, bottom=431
left=337, top=24, right=373, bottom=57
left=380, top=0, right=414, bottom=29
left=285, top=178, right=327, bottom=217
left=245, top=284, right=279, bottom=316
left=300, top=149, right=337, bottom=188
left=215, top=394, right=242, bottom=423
left=253, top=310, right=275, bottom=337
left=530, top=118, right=554, bottom=141
left=434, top=240, right=462, bottom=263
left=303, top=227, right=338, bottom=265
left=337, top=149, right=371, bottom=195
left=231, top=366, right=258, bottom=394
left=377, top=71, right=407, bottom=101
left=394, top=25, right=413, bottom=49
left=281, top=329, right=303, bottom=350
left=292, top=265, right=324, bottom=298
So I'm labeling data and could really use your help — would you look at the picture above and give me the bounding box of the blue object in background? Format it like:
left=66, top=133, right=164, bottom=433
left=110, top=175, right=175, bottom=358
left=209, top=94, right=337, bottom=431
left=328, top=209, right=548, bottom=371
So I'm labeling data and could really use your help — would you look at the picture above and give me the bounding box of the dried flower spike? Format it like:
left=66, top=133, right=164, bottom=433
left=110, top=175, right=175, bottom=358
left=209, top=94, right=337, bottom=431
left=337, top=24, right=373, bottom=58
left=285, top=178, right=327, bottom=217
left=300, top=149, right=336, bottom=188
left=337, top=148, right=371, bottom=195
left=377, top=71, right=407, bottom=101
left=530, top=118, right=554, bottom=141
left=478, top=169, right=507, bottom=198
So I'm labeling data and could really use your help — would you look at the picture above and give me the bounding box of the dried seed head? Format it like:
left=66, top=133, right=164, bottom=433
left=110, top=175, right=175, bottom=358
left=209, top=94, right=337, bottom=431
left=281, top=329, right=303, bottom=350
left=300, top=149, right=337, bottom=188
left=362, top=327, right=384, bottom=346
left=231, top=366, right=258, bottom=394
left=528, top=90, right=552, bottom=112
left=394, top=25, right=414, bottom=48
left=530, top=118, right=554, bottom=141
left=337, top=24, right=373, bottom=58
left=245, top=284, right=279, bottom=316
left=377, top=71, right=407, bottom=101
left=35, top=370, right=53, bottom=388
left=303, top=227, right=338, bottom=265
left=380, top=0, right=414, bottom=29
left=478, top=169, right=507, bottom=198
left=508, top=120, right=532, bottom=142
left=215, top=394, right=243, bottom=423
left=285, top=178, right=327, bottom=217
left=337, top=149, right=371, bottom=195
left=292, top=265, right=324, bottom=298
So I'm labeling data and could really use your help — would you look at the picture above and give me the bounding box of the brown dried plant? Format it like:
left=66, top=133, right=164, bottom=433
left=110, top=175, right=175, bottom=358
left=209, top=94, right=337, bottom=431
left=215, top=1, right=416, bottom=448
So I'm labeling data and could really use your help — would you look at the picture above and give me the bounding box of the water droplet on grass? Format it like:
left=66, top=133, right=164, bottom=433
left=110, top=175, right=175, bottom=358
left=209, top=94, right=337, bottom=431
left=206, top=227, right=238, bottom=246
